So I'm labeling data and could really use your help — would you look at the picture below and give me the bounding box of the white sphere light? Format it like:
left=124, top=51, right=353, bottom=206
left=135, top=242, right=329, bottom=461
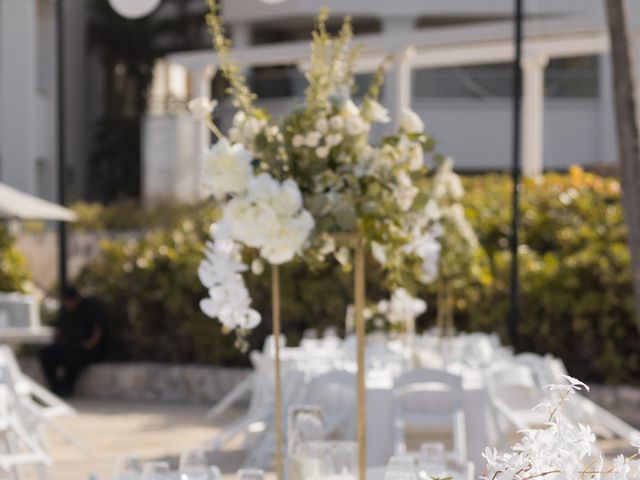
left=108, top=0, right=162, bottom=19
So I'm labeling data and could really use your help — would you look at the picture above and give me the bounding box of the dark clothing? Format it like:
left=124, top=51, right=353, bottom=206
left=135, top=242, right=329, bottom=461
left=39, top=297, right=106, bottom=396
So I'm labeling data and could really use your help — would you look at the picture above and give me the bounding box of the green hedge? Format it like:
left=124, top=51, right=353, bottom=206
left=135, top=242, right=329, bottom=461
left=0, top=225, right=29, bottom=293
left=76, top=168, right=639, bottom=383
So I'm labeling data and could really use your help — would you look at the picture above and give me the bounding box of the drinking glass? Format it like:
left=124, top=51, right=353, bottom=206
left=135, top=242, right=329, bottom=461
left=141, top=461, right=171, bottom=480
left=287, top=405, right=325, bottom=456
left=418, top=443, right=446, bottom=478
left=113, top=455, right=142, bottom=480
left=321, top=441, right=358, bottom=479
left=207, top=466, right=222, bottom=480
left=384, top=455, right=417, bottom=480
left=237, top=468, right=264, bottom=480
left=179, top=448, right=208, bottom=480
left=294, top=442, right=330, bottom=480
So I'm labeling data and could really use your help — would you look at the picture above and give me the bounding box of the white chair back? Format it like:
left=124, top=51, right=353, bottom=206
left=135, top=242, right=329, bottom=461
left=485, top=365, right=540, bottom=408
left=262, top=334, right=286, bottom=356
left=306, top=371, right=356, bottom=439
left=392, top=369, right=466, bottom=463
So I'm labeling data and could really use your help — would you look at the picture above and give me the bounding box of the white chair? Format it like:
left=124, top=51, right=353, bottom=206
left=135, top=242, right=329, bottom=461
left=392, top=369, right=467, bottom=465
left=209, top=351, right=276, bottom=451
left=514, top=352, right=550, bottom=388
left=463, top=334, right=495, bottom=367
left=242, top=367, right=306, bottom=469
left=484, top=365, right=548, bottom=440
left=305, top=370, right=356, bottom=440
left=262, top=334, right=286, bottom=357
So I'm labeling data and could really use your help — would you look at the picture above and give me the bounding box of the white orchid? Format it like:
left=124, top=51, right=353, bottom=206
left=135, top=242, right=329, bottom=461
left=199, top=225, right=261, bottom=333
left=400, top=107, right=424, bottom=133
left=364, top=99, right=390, bottom=123
left=483, top=376, right=640, bottom=480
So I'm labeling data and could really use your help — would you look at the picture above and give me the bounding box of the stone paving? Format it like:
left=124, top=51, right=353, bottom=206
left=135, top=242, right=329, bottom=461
left=21, top=399, right=248, bottom=480
left=15, top=395, right=640, bottom=480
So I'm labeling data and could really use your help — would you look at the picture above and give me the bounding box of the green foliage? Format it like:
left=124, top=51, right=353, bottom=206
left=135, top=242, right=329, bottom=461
left=443, top=167, right=638, bottom=384
left=76, top=169, right=638, bottom=384
left=70, top=200, right=199, bottom=232
left=0, top=225, right=29, bottom=293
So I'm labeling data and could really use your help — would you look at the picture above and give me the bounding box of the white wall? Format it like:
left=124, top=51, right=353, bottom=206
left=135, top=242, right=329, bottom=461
left=142, top=114, right=200, bottom=204
left=416, top=98, right=604, bottom=171
left=0, top=0, right=39, bottom=195
left=142, top=93, right=610, bottom=204
left=0, top=0, right=85, bottom=202
left=221, top=0, right=603, bottom=24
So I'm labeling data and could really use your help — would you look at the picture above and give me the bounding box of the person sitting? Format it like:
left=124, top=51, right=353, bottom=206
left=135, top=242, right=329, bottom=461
left=39, top=286, right=107, bottom=397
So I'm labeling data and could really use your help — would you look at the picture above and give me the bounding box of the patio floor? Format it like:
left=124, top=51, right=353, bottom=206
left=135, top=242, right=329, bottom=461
left=24, top=399, right=248, bottom=480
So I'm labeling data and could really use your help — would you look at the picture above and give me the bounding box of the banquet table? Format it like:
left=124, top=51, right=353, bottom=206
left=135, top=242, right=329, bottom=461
left=275, top=343, right=500, bottom=471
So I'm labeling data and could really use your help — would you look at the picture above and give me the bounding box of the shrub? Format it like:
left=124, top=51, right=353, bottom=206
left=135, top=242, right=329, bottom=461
left=76, top=168, right=639, bottom=384
left=0, top=225, right=29, bottom=293
left=447, top=167, right=638, bottom=384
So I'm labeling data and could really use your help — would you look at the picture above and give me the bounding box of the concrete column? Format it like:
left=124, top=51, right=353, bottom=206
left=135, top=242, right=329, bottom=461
left=231, top=22, right=251, bottom=49
left=521, top=54, right=549, bottom=177
left=387, top=47, right=416, bottom=130
left=598, top=53, right=617, bottom=165
left=0, top=0, right=37, bottom=194
left=181, top=67, right=214, bottom=201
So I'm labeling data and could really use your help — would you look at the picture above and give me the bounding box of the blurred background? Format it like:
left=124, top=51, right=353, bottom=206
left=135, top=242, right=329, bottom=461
left=0, top=0, right=638, bottom=381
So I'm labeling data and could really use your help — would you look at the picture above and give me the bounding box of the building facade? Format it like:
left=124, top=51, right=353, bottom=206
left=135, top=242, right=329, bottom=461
left=1, top=0, right=638, bottom=204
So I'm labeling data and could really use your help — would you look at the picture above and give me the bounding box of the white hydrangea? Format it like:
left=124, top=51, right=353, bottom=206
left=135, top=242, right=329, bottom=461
left=305, top=131, right=322, bottom=148
left=228, top=110, right=267, bottom=146
left=223, top=173, right=314, bottom=265
left=292, top=134, right=305, bottom=148
left=346, top=116, right=369, bottom=136
left=201, top=139, right=252, bottom=200
left=329, top=115, right=345, bottom=130
left=377, top=288, right=427, bottom=326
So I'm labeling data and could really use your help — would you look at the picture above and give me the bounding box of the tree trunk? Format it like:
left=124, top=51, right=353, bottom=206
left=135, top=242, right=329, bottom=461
left=604, top=0, right=640, bottom=332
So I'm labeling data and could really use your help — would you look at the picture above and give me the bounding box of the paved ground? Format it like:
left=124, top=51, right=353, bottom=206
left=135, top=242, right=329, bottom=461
left=16, top=398, right=640, bottom=480
left=21, top=399, right=249, bottom=480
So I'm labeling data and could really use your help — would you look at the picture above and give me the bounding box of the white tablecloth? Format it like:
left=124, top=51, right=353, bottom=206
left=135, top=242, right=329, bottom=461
left=273, top=344, right=498, bottom=472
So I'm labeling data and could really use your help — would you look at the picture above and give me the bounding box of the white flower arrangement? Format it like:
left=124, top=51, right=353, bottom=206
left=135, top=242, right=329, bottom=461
left=193, top=2, right=472, bottom=347
left=377, top=288, right=427, bottom=326
left=482, top=376, right=640, bottom=480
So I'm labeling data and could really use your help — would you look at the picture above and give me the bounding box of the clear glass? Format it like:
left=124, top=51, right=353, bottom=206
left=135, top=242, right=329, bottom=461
left=293, top=442, right=330, bottom=480
left=113, top=455, right=142, bottom=480
left=207, top=466, right=222, bottom=480
left=179, top=448, right=209, bottom=480
left=287, top=405, right=325, bottom=455
left=320, top=441, right=358, bottom=479
left=141, top=461, right=171, bottom=480
left=418, top=443, right=447, bottom=479
left=237, top=468, right=264, bottom=480
left=384, top=455, right=417, bottom=480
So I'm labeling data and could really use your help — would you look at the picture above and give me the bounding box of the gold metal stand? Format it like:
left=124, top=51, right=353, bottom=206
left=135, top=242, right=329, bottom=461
left=354, top=235, right=367, bottom=480
left=272, top=264, right=284, bottom=480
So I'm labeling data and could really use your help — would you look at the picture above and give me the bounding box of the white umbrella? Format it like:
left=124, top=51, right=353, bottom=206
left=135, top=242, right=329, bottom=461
left=0, top=182, right=77, bottom=222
